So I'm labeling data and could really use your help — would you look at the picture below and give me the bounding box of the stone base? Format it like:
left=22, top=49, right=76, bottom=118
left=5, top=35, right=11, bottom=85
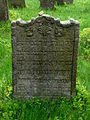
left=40, top=0, right=55, bottom=9
left=8, top=0, right=25, bottom=7
left=0, top=0, right=9, bottom=20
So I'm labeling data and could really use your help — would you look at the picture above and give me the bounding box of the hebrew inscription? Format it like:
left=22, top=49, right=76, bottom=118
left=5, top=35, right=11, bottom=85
left=11, top=15, right=80, bottom=98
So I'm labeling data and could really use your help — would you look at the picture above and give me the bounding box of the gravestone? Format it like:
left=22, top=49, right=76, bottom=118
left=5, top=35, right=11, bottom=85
left=11, top=14, right=80, bottom=99
left=40, top=0, right=55, bottom=9
left=57, top=0, right=73, bottom=4
left=8, top=0, right=25, bottom=7
left=0, top=0, right=9, bottom=20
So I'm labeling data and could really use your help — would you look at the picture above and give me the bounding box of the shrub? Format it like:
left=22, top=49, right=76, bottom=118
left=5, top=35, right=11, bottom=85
left=79, top=28, right=90, bottom=60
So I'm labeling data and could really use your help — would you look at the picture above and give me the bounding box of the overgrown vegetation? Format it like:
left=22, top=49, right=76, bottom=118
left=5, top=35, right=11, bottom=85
left=79, top=28, right=90, bottom=60
left=0, top=0, right=90, bottom=119
left=0, top=81, right=89, bottom=120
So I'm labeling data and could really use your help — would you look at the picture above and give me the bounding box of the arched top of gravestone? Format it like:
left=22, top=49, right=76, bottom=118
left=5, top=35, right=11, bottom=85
left=11, top=14, right=80, bottom=28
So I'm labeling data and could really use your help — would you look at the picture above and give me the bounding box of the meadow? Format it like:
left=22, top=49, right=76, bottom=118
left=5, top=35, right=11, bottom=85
left=0, top=0, right=90, bottom=119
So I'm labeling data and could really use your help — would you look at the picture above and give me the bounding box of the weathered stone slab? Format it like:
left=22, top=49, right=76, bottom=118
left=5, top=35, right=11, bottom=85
left=8, top=0, right=25, bottom=7
left=0, top=0, right=9, bottom=20
left=11, top=14, right=80, bottom=99
left=40, top=0, right=55, bottom=9
left=57, top=0, right=73, bottom=4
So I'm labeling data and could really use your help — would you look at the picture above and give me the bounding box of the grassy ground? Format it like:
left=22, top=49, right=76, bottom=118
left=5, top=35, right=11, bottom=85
left=0, top=0, right=90, bottom=120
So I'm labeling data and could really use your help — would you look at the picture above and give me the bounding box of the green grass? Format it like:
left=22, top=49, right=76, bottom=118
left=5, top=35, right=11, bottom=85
left=0, top=0, right=90, bottom=120
left=77, top=57, right=90, bottom=93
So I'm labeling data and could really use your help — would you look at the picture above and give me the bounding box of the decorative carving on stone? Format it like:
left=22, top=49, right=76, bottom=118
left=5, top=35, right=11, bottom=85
left=0, top=0, right=9, bottom=20
left=54, top=27, right=63, bottom=37
left=11, top=14, right=80, bottom=99
left=26, top=27, right=34, bottom=37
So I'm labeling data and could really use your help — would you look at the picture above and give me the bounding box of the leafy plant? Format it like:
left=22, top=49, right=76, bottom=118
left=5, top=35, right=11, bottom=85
left=79, top=28, right=90, bottom=60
